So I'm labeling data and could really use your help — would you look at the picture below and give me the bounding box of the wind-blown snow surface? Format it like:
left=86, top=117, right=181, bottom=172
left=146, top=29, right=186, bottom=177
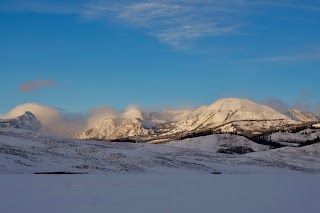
left=0, top=175, right=319, bottom=213
left=165, top=134, right=269, bottom=153
left=270, top=129, right=320, bottom=146
left=1, top=128, right=320, bottom=174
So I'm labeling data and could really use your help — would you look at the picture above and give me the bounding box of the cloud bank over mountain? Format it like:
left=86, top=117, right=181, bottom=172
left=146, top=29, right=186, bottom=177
left=0, top=103, right=150, bottom=137
left=0, top=103, right=86, bottom=136
left=1, top=96, right=320, bottom=137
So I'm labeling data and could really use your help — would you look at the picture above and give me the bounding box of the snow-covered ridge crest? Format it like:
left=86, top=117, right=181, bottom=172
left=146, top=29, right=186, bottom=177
left=76, top=106, right=194, bottom=141
left=76, top=98, right=300, bottom=141
left=75, top=106, right=154, bottom=140
left=122, top=106, right=143, bottom=120
left=286, top=109, right=320, bottom=122
left=0, top=111, right=42, bottom=131
left=162, top=109, right=193, bottom=122
left=170, top=98, right=297, bottom=134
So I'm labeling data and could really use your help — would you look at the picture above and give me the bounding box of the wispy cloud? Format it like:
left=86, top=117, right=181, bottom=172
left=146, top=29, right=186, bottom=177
left=155, top=24, right=239, bottom=49
left=258, top=53, right=320, bottom=62
left=1, top=0, right=320, bottom=49
left=255, top=1, right=320, bottom=11
left=82, top=0, right=320, bottom=49
left=82, top=1, right=244, bottom=49
left=19, top=80, right=58, bottom=92
left=0, top=103, right=120, bottom=136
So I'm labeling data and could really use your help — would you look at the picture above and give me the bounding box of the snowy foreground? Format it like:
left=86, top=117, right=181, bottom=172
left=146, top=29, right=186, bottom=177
left=0, top=175, right=319, bottom=213
left=1, top=128, right=320, bottom=174
left=1, top=128, right=320, bottom=212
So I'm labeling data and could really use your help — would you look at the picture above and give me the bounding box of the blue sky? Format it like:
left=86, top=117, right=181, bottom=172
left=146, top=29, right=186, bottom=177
left=1, top=0, right=320, bottom=114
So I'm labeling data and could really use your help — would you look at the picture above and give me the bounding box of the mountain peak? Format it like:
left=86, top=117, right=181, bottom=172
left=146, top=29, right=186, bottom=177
left=216, top=97, right=251, bottom=102
left=21, top=111, right=37, bottom=119
left=0, top=111, right=42, bottom=131
left=171, top=98, right=296, bottom=134
left=122, top=106, right=143, bottom=120
left=208, top=98, right=266, bottom=110
left=75, top=98, right=300, bottom=142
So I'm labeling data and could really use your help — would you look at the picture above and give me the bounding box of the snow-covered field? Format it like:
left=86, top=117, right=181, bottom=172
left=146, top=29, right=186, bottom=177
left=1, top=128, right=320, bottom=174
left=165, top=134, right=269, bottom=153
left=0, top=175, right=319, bottom=213
left=313, top=123, right=320, bottom=128
left=1, top=128, right=320, bottom=212
left=270, top=129, right=320, bottom=146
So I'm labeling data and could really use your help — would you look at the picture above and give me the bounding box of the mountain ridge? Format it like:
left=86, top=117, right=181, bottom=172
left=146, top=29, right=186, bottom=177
left=75, top=98, right=301, bottom=141
left=286, top=109, right=320, bottom=122
left=168, top=98, right=297, bottom=134
left=2, top=98, right=318, bottom=142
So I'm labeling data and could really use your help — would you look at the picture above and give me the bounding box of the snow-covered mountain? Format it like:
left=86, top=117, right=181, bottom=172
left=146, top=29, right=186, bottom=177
left=76, top=106, right=194, bottom=141
left=0, top=111, right=42, bottom=131
left=140, top=110, right=193, bottom=129
left=162, top=109, right=193, bottom=122
left=75, top=98, right=303, bottom=142
left=286, top=109, right=320, bottom=122
left=169, top=98, right=297, bottom=134
left=75, top=107, right=154, bottom=141
left=122, top=106, right=144, bottom=120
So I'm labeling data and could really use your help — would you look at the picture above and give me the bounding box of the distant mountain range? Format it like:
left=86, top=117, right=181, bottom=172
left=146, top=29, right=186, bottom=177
left=74, top=98, right=320, bottom=142
left=1, top=98, right=320, bottom=175
left=1, top=98, right=319, bottom=142
left=75, top=107, right=154, bottom=141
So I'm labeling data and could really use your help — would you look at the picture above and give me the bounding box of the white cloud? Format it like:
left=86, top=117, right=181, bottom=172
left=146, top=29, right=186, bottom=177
left=83, top=1, right=240, bottom=49
left=155, top=24, right=239, bottom=49
left=0, top=102, right=191, bottom=136
left=0, top=103, right=87, bottom=136
left=87, top=106, right=118, bottom=128
left=0, top=103, right=125, bottom=137
left=117, top=3, right=187, bottom=26
left=1, top=103, right=60, bottom=126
